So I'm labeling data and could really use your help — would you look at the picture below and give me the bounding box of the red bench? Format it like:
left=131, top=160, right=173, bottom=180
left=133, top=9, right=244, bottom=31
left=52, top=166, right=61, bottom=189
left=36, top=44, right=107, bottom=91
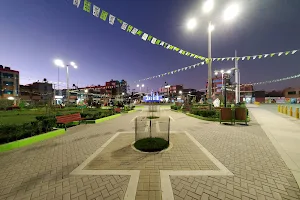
left=56, top=113, right=85, bottom=130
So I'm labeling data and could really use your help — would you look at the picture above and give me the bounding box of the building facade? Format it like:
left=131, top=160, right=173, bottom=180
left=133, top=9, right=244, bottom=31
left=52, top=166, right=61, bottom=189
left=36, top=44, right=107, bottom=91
left=20, top=80, right=53, bottom=104
left=283, top=87, right=300, bottom=98
left=0, top=65, right=19, bottom=102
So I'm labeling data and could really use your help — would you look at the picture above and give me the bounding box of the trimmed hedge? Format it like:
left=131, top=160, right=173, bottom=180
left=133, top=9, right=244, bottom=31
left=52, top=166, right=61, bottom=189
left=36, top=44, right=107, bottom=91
left=190, top=109, right=219, bottom=118
left=0, top=116, right=56, bottom=145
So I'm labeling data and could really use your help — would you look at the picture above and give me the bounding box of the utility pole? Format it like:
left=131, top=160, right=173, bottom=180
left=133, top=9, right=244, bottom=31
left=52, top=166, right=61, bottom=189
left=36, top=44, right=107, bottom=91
left=235, top=50, right=240, bottom=104
left=207, top=21, right=213, bottom=108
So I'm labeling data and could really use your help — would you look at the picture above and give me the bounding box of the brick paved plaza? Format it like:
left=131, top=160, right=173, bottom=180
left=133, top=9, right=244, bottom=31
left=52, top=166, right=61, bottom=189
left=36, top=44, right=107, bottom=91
left=0, top=106, right=300, bottom=200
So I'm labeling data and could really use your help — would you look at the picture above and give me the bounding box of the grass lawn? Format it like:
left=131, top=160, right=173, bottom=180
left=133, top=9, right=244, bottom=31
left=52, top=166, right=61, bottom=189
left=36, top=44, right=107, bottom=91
left=0, top=107, right=109, bottom=125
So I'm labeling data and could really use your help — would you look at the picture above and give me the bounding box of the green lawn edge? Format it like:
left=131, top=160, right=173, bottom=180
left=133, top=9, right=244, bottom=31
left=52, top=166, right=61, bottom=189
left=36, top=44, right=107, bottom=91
left=85, top=114, right=122, bottom=124
left=186, top=113, right=219, bottom=121
left=0, top=129, right=66, bottom=153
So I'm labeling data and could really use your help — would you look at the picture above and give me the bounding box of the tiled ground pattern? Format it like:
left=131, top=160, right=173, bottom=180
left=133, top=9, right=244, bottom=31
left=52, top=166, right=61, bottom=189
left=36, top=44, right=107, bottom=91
left=0, top=115, right=135, bottom=200
left=169, top=110, right=300, bottom=200
left=85, top=132, right=218, bottom=200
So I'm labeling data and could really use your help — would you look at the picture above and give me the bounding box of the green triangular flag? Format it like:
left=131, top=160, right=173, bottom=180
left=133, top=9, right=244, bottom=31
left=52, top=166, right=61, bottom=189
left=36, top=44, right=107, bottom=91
left=164, top=43, right=168, bottom=48
left=236, top=57, right=240, bottom=61
left=258, top=55, right=263, bottom=59
left=270, top=53, right=275, bottom=57
left=127, top=25, right=133, bottom=32
left=147, top=35, right=153, bottom=41
left=100, top=10, right=108, bottom=21
left=247, top=56, right=251, bottom=60
left=285, top=51, right=290, bottom=55
left=83, top=0, right=91, bottom=13
left=136, top=30, right=143, bottom=36
left=169, top=46, right=174, bottom=50
left=117, top=18, right=123, bottom=24
left=226, top=57, right=230, bottom=61
left=217, top=58, right=221, bottom=61
left=155, top=39, right=161, bottom=45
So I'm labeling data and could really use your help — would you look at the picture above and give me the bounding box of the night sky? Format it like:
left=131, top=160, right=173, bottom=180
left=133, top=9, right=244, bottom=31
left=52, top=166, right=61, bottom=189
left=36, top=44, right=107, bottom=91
left=0, top=0, right=300, bottom=92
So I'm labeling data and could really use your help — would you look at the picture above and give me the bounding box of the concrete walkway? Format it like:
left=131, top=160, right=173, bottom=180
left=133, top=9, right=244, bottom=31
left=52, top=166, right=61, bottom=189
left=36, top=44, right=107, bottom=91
left=248, top=104, right=300, bottom=187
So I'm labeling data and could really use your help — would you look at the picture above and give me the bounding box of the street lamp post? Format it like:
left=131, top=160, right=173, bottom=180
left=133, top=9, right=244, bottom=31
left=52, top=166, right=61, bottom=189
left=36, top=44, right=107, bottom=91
left=215, top=68, right=234, bottom=107
left=187, top=0, right=239, bottom=107
left=136, top=84, right=144, bottom=93
left=54, top=59, right=78, bottom=104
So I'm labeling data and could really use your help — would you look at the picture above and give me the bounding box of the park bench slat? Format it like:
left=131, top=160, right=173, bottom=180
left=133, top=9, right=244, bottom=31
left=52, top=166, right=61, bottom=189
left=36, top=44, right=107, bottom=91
left=56, top=113, right=85, bottom=130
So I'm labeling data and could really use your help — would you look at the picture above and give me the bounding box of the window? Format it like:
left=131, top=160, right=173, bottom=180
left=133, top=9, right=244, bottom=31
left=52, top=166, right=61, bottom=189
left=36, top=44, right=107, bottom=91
left=4, top=90, right=13, bottom=94
left=3, top=81, right=14, bottom=86
left=3, top=73, right=14, bottom=79
left=287, top=91, right=296, bottom=95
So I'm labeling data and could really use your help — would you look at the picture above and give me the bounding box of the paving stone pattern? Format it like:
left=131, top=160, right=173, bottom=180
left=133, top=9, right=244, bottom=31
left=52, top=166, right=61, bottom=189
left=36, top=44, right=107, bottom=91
left=169, top=110, right=300, bottom=200
left=0, top=114, right=135, bottom=200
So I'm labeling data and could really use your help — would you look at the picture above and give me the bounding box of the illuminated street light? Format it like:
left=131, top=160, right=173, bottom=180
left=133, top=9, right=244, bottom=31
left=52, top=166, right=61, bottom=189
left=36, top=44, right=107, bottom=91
left=53, top=59, right=78, bottom=104
left=179, top=91, right=182, bottom=94
left=202, top=0, right=214, bottom=13
left=186, top=1, right=240, bottom=108
left=187, top=18, right=197, bottom=30
left=224, top=4, right=239, bottom=21
left=227, top=70, right=231, bottom=74
left=137, top=84, right=145, bottom=92
left=208, top=24, right=215, bottom=32
left=54, top=59, right=64, bottom=68
left=84, top=89, right=88, bottom=93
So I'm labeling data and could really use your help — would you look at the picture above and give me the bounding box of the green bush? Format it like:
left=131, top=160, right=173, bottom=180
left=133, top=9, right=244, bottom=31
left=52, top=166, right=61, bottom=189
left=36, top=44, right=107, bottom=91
left=191, top=109, right=219, bottom=118
left=171, top=105, right=181, bottom=110
left=0, top=115, right=57, bottom=145
left=134, top=137, right=169, bottom=152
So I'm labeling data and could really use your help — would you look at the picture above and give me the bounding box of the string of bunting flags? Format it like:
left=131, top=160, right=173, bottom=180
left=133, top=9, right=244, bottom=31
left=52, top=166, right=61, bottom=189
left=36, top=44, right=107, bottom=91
left=135, top=61, right=206, bottom=82
left=72, top=0, right=299, bottom=63
left=244, top=73, right=300, bottom=86
left=211, top=49, right=299, bottom=62
left=72, top=0, right=206, bottom=60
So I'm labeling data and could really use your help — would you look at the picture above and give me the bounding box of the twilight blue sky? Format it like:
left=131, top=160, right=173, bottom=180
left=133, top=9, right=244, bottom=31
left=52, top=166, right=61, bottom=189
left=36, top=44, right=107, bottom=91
left=0, top=0, right=300, bottom=92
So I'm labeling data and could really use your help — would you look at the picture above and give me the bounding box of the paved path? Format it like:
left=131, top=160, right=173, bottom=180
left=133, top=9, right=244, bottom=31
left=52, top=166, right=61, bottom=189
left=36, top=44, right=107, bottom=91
left=0, top=106, right=299, bottom=200
left=248, top=104, right=300, bottom=189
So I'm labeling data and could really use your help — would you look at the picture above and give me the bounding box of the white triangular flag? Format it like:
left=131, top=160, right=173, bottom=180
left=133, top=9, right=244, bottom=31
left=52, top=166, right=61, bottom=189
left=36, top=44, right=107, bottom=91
left=292, top=50, right=297, bottom=54
left=213, top=58, right=216, bottom=61
left=166, top=44, right=171, bottom=49
left=109, top=14, right=115, bottom=25
left=242, top=57, right=246, bottom=60
left=141, top=33, right=148, bottom=41
left=131, top=28, right=138, bottom=35
left=193, top=65, right=196, bottom=68
left=171, top=71, right=173, bottom=74
left=151, top=37, right=157, bottom=44
left=178, top=69, right=181, bottom=72
left=185, top=67, right=188, bottom=70
left=121, top=22, right=128, bottom=30
left=221, top=58, right=225, bottom=61
left=253, top=56, right=257, bottom=59
left=73, top=0, right=81, bottom=8
left=160, top=41, right=165, bottom=46
left=278, top=52, right=283, bottom=56
left=264, top=54, right=269, bottom=58
left=231, top=57, right=234, bottom=61
left=201, top=62, right=205, bottom=65
left=179, top=50, right=183, bottom=54
left=93, top=5, right=100, bottom=17
left=189, top=66, right=192, bottom=69
left=158, top=75, right=160, bottom=77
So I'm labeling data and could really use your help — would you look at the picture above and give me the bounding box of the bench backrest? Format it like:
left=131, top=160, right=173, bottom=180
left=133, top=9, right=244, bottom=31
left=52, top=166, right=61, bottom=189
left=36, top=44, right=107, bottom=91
left=56, top=113, right=82, bottom=123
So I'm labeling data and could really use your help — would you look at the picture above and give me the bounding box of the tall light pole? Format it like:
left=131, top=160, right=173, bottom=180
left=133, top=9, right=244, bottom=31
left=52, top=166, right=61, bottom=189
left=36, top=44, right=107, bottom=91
left=136, top=84, right=144, bottom=93
left=215, top=68, right=234, bottom=107
left=186, top=0, right=239, bottom=106
left=54, top=59, right=78, bottom=104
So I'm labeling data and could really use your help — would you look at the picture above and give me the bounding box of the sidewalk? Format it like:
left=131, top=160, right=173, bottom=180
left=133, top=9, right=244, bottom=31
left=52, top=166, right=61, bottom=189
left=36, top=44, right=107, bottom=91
left=248, top=104, right=300, bottom=187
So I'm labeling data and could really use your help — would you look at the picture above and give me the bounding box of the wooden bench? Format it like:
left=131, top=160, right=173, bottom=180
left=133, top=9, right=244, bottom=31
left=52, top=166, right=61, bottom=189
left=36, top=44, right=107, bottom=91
left=56, top=113, right=85, bottom=130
